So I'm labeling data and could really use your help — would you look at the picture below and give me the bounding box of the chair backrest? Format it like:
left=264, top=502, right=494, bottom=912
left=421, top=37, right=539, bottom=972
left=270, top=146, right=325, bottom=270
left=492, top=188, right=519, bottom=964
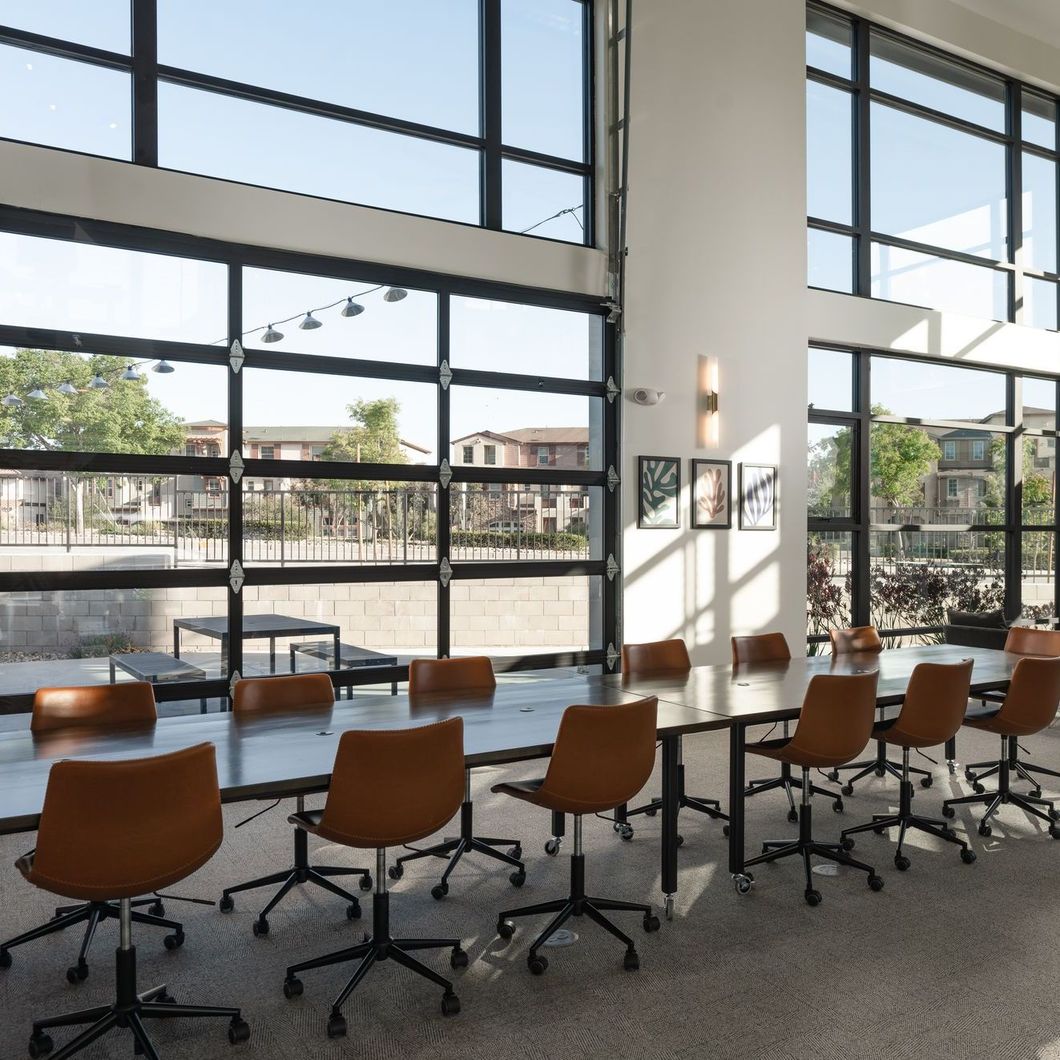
left=1004, top=626, right=1060, bottom=656
left=408, top=656, right=496, bottom=696
left=997, top=656, right=1060, bottom=732
left=232, top=673, right=334, bottom=718
left=731, top=633, right=791, bottom=666
left=315, top=718, right=465, bottom=849
left=31, top=683, right=157, bottom=734
left=28, top=743, right=222, bottom=901
left=537, top=698, right=659, bottom=813
left=786, top=672, right=879, bottom=763
left=621, top=639, right=691, bottom=675
left=829, top=625, right=883, bottom=655
left=891, top=660, right=974, bottom=745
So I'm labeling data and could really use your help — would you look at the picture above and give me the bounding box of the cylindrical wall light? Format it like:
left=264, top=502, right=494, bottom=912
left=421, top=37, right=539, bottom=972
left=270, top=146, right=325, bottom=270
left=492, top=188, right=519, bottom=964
left=698, top=355, right=720, bottom=448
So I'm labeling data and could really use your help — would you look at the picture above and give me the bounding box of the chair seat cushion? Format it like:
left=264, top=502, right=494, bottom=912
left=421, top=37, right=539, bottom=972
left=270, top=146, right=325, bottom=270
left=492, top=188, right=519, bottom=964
left=288, top=809, right=324, bottom=833
left=748, top=736, right=857, bottom=770
left=491, top=779, right=546, bottom=803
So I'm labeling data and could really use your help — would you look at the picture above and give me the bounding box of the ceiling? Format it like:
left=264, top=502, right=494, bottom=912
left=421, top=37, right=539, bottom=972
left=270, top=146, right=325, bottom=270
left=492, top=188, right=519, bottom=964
left=948, top=0, right=1060, bottom=50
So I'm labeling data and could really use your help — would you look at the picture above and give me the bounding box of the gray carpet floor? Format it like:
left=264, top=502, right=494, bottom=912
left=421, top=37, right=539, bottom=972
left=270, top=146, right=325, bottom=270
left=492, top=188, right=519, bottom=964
left=3, top=720, right=1060, bottom=1060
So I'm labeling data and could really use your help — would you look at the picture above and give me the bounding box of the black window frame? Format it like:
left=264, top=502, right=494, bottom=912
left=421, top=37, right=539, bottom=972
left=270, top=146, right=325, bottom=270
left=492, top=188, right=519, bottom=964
left=0, top=0, right=596, bottom=247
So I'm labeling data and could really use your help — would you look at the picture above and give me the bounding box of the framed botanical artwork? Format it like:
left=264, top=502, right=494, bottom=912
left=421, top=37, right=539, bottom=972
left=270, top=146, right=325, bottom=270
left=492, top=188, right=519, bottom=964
left=691, top=459, right=732, bottom=529
left=739, top=463, right=777, bottom=531
left=638, top=456, right=681, bottom=529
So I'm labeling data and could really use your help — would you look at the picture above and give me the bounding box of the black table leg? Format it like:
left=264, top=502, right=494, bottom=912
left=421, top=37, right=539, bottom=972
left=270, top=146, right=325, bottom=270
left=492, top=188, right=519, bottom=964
left=661, top=734, right=679, bottom=920
left=173, top=623, right=180, bottom=659
left=729, top=723, right=751, bottom=894
left=220, top=634, right=228, bottom=677
left=333, top=631, right=340, bottom=670
left=270, top=637, right=276, bottom=674
left=945, top=735, right=957, bottom=774
left=109, top=660, right=116, bottom=684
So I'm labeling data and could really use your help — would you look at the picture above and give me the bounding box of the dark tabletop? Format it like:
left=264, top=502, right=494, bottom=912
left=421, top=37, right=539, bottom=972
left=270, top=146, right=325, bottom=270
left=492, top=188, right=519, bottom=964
left=174, top=614, right=340, bottom=638
left=110, top=653, right=206, bottom=682
left=0, top=677, right=719, bottom=835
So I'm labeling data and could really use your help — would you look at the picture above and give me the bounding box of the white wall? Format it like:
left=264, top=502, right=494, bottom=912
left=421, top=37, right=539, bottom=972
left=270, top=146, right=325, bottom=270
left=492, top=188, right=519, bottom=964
left=620, top=0, right=809, bottom=662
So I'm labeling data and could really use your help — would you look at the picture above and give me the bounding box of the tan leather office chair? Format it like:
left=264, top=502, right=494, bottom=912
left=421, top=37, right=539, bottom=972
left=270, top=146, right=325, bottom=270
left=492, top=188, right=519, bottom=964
left=493, top=698, right=662, bottom=974
left=734, top=633, right=843, bottom=817
left=388, top=657, right=525, bottom=896
left=824, top=626, right=931, bottom=794
left=841, top=661, right=978, bottom=869
left=0, top=683, right=185, bottom=985
left=218, top=673, right=371, bottom=935
left=744, top=672, right=884, bottom=906
left=944, top=656, right=1060, bottom=839
left=620, top=640, right=728, bottom=842
left=965, top=626, right=1060, bottom=794
left=283, top=718, right=466, bottom=1037
left=21, top=743, right=249, bottom=1058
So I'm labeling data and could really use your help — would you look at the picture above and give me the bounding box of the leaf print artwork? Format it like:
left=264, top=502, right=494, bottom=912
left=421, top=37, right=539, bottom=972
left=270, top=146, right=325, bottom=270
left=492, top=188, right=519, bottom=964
left=691, top=460, right=732, bottom=529
left=638, top=457, right=680, bottom=528
left=739, top=464, right=777, bottom=531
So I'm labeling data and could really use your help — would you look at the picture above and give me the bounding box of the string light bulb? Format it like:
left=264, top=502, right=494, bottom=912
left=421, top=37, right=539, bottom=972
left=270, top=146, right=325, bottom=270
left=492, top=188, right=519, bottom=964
left=383, top=287, right=408, bottom=303
left=341, top=297, right=365, bottom=318
left=152, top=360, right=175, bottom=374
left=27, top=385, right=48, bottom=401
left=261, top=324, right=284, bottom=344
left=2, top=393, right=24, bottom=407
left=299, top=311, right=323, bottom=330
left=57, top=381, right=78, bottom=395
left=89, top=372, right=109, bottom=389
left=121, top=363, right=142, bottom=381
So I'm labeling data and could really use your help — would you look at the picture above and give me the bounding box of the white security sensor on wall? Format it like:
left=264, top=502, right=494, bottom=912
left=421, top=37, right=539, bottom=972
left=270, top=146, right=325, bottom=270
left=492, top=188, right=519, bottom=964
left=630, top=388, right=665, bottom=406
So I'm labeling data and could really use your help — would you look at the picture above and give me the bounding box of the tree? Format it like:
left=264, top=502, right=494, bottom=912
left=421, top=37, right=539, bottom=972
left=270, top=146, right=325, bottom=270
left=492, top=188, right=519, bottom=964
left=807, top=425, right=852, bottom=517
left=0, top=349, right=185, bottom=532
left=868, top=406, right=940, bottom=512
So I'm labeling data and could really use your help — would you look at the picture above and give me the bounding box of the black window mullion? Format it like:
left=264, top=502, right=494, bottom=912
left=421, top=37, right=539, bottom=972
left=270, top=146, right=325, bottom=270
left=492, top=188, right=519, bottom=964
left=1009, top=82, right=1023, bottom=325
left=130, top=0, right=158, bottom=167
left=582, top=0, right=596, bottom=248
left=602, top=317, right=619, bottom=664
left=1006, top=375, right=1023, bottom=621
left=226, top=264, right=243, bottom=687
left=482, top=0, right=503, bottom=230
left=853, top=16, right=872, bottom=298
left=437, top=292, right=452, bottom=660
left=853, top=350, right=871, bottom=626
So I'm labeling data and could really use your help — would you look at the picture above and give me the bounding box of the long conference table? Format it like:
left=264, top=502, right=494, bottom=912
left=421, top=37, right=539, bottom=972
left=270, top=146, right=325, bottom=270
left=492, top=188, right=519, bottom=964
left=0, top=644, right=1022, bottom=920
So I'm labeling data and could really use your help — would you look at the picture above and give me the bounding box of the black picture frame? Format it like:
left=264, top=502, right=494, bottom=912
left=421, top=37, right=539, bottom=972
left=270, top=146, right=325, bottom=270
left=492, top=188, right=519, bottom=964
left=691, top=459, right=732, bottom=529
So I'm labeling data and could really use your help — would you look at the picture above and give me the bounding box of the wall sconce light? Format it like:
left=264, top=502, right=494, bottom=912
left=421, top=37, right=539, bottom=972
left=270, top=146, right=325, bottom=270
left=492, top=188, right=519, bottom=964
left=698, top=355, right=720, bottom=448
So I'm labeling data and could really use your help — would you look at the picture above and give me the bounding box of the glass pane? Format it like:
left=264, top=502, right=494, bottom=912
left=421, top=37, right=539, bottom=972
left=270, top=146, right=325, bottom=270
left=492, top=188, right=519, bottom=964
left=450, top=297, right=602, bottom=380
left=870, top=32, right=1005, bottom=131
left=808, top=347, right=853, bottom=412
left=1023, top=377, right=1057, bottom=429
left=807, top=532, right=853, bottom=648
left=0, top=471, right=227, bottom=569
left=871, top=242, right=1008, bottom=319
left=0, top=43, right=129, bottom=158
left=1021, top=532, right=1056, bottom=621
left=808, top=228, right=854, bottom=292
left=451, top=575, right=602, bottom=658
left=242, top=267, right=436, bottom=365
left=158, top=83, right=481, bottom=225
left=241, top=479, right=436, bottom=565
left=450, top=483, right=601, bottom=560
left=502, top=160, right=586, bottom=241
left=1023, top=438, right=1056, bottom=523
left=0, top=589, right=220, bottom=699
left=502, top=0, right=585, bottom=160
left=0, top=232, right=227, bottom=343
left=243, top=580, right=437, bottom=666
left=1023, top=93, right=1056, bottom=150
left=807, top=81, right=853, bottom=224
left=0, top=0, right=130, bottom=53
left=450, top=388, right=603, bottom=470
left=808, top=422, right=853, bottom=518
left=243, top=370, right=437, bottom=466
left=872, top=103, right=1007, bottom=259
left=806, top=9, right=851, bottom=78
left=157, top=0, right=479, bottom=135
left=871, top=356, right=1006, bottom=422
left=0, top=349, right=227, bottom=457
left=1025, top=278, right=1059, bottom=331
left=869, top=530, right=1005, bottom=638
left=1023, top=152, right=1058, bottom=274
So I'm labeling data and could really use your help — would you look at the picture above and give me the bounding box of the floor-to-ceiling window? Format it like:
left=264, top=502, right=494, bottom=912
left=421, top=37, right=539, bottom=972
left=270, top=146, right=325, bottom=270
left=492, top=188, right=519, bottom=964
left=0, top=209, right=616, bottom=710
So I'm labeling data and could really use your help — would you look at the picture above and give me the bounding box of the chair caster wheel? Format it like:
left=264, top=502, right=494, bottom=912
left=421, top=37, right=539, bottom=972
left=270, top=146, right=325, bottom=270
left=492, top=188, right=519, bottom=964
left=942, top=805, right=956, bottom=819
left=218, top=895, right=234, bottom=913
left=163, top=931, right=184, bottom=950
left=972, top=782, right=985, bottom=794
left=65, top=961, right=88, bottom=984
left=528, top=954, right=549, bottom=975
left=28, top=1032, right=53, bottom=1058
left=346, top=902, right=361, bottom=920
left=894, top=854, right=910, bottom=872
left=645, top=807, right=657, bottom=817
left=148, top=900, right=165, bottom=917
left=960, top=848, right=977, bottom=864
left=676, top=834, right=684, bottom=848
left=841, top=784, right=854, bottom=797
left=868, top=875, right=884, bottom=892
left=359, top=875, right=373, bottom=891
left=510, top=845, right=523, bottom=861
left=942, top=827, right=957, bottom=839
left=841, top=837, right=854, bottom=851
left=441, top=992, right=461, bottom=1016
left=786, top=808, right=799, bottom=823
left=826, top=770, right=839, bottom=783
left=450, top=946, right=469, bottom=970
left=0, top=949, right=11, bottom=969
left=1050, top=825, right=1060, bottom=840
left=227, top=1017, right=250, bottom=1045
left=833, top=799, right=844, bottom=814
left=283, top=977, right=303, bottom=999
left=497, top=919, right=515, bottom=940
left=1049, top=809, right=1060, bottom=822
left=326, top=1012, right=347, bottom=1039
left=623, top=949, right=640, bottom=972
left=643, top=914, right=661, bottom=932
left=964, top=770, right=976, bottom=784
left=978, top=823, right=992, bottom=837
left=804, top=889, right=822, bottom=907
left=722, top=824, right=730, bottom=837
left=873, top=768, right=885, bottom=778
left=872, top=826, right=885, bottom=835
left=1032, top=791, right=1044, bottom=801
left=431, top=883, right=449, bottom=901
left=544, top=838, right=561, bottom=857
left=157, top=992, right=176, bottom=1005
left=618, top=825, right=634, bottom=841
left=252, top=918, right=269, bottom=937
left=388, top=864, right=404, bottom=881
left=733, top=875, right=753, bottom=896
left=920, top=775, right=933, bottom=789
left=509, top=870, right=526, bottom=887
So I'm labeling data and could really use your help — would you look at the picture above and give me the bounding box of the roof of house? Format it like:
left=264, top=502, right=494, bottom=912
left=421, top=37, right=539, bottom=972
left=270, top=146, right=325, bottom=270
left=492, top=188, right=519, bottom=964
left=451, top=427, right=589, bottom=445
left=242, top=426, right=429, bottom=454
